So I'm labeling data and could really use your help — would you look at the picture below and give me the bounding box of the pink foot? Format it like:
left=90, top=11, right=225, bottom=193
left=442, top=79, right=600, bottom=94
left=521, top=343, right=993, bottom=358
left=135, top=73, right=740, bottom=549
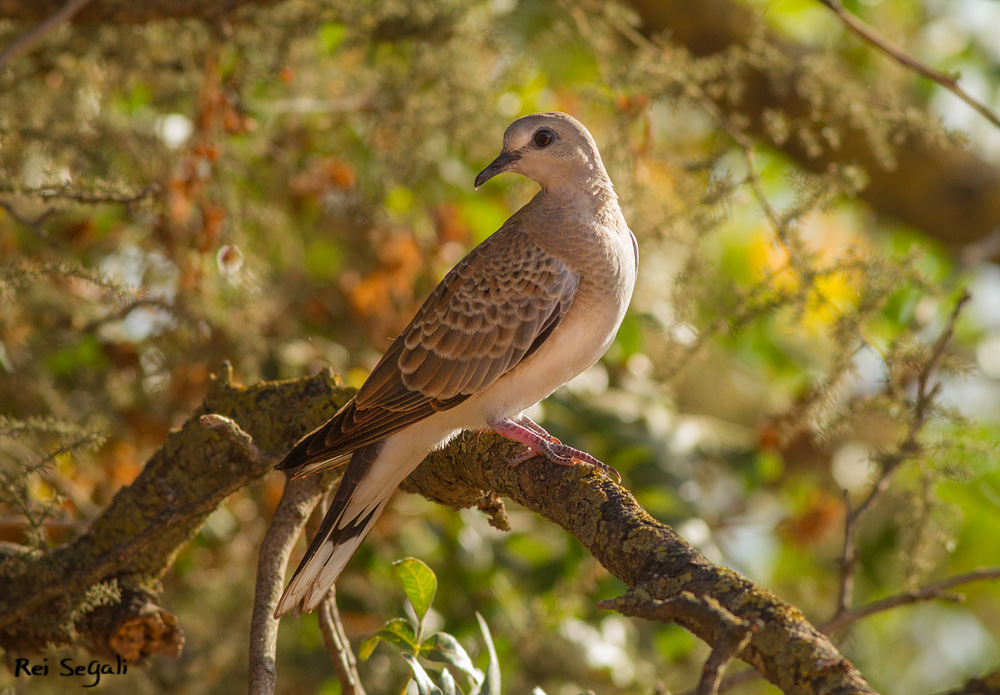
left=490, top=416, right=621, bottom=483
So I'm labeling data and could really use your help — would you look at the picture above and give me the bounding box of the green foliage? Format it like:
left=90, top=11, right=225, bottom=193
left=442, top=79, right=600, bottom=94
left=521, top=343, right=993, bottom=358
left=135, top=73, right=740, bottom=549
left=360, top=558, right=499, bottom=695
left=1, top=0, right=999, bottom=693
left=393, top=557, right=438, bottom=627
left=0, top=414, right=106, bottom=549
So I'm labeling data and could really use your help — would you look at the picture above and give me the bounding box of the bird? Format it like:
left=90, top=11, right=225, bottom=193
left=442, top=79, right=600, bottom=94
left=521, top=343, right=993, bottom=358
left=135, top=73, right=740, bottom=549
left=273, top=112, right=638, bottom=618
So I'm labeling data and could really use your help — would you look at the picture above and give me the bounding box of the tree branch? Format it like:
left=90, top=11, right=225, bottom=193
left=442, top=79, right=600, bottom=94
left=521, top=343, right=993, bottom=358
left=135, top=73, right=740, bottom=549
left=625, top=0, right=1000, bottom=259
left=0, top=183, right=160, bottom=205
left=0, top=364, right=352, bottom=655
left=601, top=590, right=759, bottom=695
left=816, top=0, right=1000, bottom=131
left=1, top=364, right=876, bottom=693
left=832, top=291, right=970, bottom=619
left=317, top=592, right=367, bottom=695
left=823, top=567, right=1000, bottom=635
left=0, top=0, right=93, bottom=70
left=0, top=0, right=282, bottom=24
left=404, top=441, right=878, bottom=694
left=2, top=0, right=1000, bottom=255
left=248, top=474, right=328, bottom=695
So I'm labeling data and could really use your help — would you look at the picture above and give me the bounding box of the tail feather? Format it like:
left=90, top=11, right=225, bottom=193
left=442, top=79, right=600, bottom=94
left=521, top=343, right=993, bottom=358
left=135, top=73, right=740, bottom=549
left=274, top=442, right=387, bottom=618
left=274, top=409, right=449, bottom=618
left=276, top=402, right=355, bottom=476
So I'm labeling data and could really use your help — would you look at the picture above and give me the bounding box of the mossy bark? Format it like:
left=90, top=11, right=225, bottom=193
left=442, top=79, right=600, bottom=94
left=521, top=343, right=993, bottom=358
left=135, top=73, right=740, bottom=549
left=0, top=369, right=877, bottom=693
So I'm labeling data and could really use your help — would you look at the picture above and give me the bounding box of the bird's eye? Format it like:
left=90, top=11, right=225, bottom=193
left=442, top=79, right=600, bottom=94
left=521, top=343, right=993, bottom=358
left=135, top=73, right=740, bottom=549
left=533, top=129, right=554, bottom=148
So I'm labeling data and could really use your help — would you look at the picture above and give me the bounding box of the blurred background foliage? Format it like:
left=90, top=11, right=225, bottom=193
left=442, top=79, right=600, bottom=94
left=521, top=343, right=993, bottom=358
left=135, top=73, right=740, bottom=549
left=1, top=0, right=999, bottom=693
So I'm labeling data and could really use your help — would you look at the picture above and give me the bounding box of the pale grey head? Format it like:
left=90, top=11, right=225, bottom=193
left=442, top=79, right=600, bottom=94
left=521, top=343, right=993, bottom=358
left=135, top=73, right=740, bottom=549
left=474, top=112, right=610, bottom=192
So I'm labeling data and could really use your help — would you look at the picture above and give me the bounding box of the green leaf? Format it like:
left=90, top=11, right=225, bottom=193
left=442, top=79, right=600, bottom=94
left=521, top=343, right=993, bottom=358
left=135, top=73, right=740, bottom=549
left=45, top=335, right=109, bottom=377
left=401, top=654, right=444, bottom=695
left=421, top=631, right=481, bottom=683
left=439, top=667, right=457, bottom=695
left=358, top=617, right=418, bottom=660
left=475, top=613, right=501, bottom=695
left=319, top=23, right=347, bottom=53
left=385, top=186, right=415, bottom=215
left=358, top=634, right=379, bottom=661
left=393, top=557, right=437, bottom=624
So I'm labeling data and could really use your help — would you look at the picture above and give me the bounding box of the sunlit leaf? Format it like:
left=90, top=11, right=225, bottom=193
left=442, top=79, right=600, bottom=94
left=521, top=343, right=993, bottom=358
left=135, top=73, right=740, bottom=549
left=319, top=23, right=347, bottom=53
left=358, top=617, right=418, bottom=660
left=439, top=666, right=458, bottom=695
left=394, top=557, right=437, bottom=624
left=402, top=654, right=444, bottom=695
left=422, top=631, right=481, bottom=683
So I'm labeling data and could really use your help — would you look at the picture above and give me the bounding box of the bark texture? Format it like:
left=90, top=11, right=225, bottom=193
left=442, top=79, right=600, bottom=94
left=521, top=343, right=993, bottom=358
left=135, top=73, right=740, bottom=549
left=0, top=369, right=878, bottom=693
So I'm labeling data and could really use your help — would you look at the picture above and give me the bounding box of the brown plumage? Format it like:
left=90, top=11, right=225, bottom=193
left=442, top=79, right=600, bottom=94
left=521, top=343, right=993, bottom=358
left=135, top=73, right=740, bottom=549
left=274, top=112, right=638, bottom=617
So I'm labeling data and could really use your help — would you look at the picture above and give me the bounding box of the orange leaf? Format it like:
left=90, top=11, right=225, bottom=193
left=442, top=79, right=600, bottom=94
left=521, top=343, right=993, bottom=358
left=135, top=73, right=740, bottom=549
left=778, top=491, right=845, bottom=548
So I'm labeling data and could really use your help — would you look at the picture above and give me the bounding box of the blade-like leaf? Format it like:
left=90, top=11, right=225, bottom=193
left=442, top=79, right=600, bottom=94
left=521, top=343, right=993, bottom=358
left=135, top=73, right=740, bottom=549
left=393, top=557, right=437, bottom=624
left=359, top=617, right=419, bottom=660
left=422, top=631, right=482, bottom=683
left=402, top=653, right=444, bottom=695
left=439, top=666, right=458, bottom=695
left=476, top=612, right=501, bottom=695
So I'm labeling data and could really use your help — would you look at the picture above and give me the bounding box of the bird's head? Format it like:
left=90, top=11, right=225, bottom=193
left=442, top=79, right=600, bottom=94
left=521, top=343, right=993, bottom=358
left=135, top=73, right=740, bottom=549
left=474, top=112, right=608, bottom=192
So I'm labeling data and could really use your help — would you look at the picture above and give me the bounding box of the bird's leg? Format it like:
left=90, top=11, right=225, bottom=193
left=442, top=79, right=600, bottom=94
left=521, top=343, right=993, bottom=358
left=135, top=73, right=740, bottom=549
left=489, top=416, right=621, bottom=483
left=513, top=414, right=562, bottom=444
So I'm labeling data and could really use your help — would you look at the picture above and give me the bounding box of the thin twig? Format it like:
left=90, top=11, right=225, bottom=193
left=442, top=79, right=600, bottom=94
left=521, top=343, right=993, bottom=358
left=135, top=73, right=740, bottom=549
left=251, top=463, right=365, bottom=695
left=698, top=630, right=756, bottom=695
left=0, top=183, right=162, bottom=205
left=0, top=184, right=159, bottom=243
left=82, top=297, right=179, bottom=334
left=696, top=94, right=820, bottom=288
left=0, top=200, right=57, bottom=241
left=678, top=668, right=760, bottom=695
left=248, top=475, right=328, bottom=695
left=601, top=591, right=760, bottom=695
left=0, top=0, right=95, bottom=71
left=817, top=0, right=1000, bottom=131
left=317, top=590, right=367, bottom=695
left=0, top=474, right=261, bottom=630
left=832, top=291, right=971, bottom=618
left=699, top=99, right=784, bottom=239
left=823, top=567, right=1000, bottom=634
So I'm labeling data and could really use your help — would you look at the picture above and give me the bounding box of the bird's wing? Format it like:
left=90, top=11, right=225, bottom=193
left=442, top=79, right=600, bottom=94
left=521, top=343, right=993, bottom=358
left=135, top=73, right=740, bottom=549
left=276, top=226, right=580, bottom=474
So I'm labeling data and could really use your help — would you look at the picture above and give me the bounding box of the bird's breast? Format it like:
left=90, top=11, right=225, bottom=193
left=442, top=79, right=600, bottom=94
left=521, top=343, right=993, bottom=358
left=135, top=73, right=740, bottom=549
left=460, top=233, right=635, bottom=425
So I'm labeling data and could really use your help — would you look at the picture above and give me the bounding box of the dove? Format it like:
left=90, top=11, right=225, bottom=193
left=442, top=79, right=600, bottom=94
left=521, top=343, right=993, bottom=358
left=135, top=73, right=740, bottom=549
left=274, top=112, right=638, bottom=617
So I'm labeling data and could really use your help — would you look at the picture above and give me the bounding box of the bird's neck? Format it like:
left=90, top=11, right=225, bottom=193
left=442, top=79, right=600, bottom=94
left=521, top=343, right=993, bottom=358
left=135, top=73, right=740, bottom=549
left=537, top=172, right=622, bottom=225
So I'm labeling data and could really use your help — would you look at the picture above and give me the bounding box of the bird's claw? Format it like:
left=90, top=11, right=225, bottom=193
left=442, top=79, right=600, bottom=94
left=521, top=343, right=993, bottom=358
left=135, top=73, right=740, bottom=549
left=506, top=441, right=621, bottom=484
left=492, top=416, right=621, bottom=483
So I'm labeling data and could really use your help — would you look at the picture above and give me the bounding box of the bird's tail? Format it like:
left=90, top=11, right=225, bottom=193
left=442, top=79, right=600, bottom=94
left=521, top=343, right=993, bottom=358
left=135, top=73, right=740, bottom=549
left=274, top=441, right=394, bottom=618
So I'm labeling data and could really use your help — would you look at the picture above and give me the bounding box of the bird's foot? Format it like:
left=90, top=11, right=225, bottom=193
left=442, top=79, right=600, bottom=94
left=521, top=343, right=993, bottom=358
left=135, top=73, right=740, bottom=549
left=490, top=416, right=621, bottom=483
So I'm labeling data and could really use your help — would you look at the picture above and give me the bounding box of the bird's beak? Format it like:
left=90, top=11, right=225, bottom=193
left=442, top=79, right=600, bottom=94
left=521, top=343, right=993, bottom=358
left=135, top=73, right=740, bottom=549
left=474, top=150, right=521, bottom=189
